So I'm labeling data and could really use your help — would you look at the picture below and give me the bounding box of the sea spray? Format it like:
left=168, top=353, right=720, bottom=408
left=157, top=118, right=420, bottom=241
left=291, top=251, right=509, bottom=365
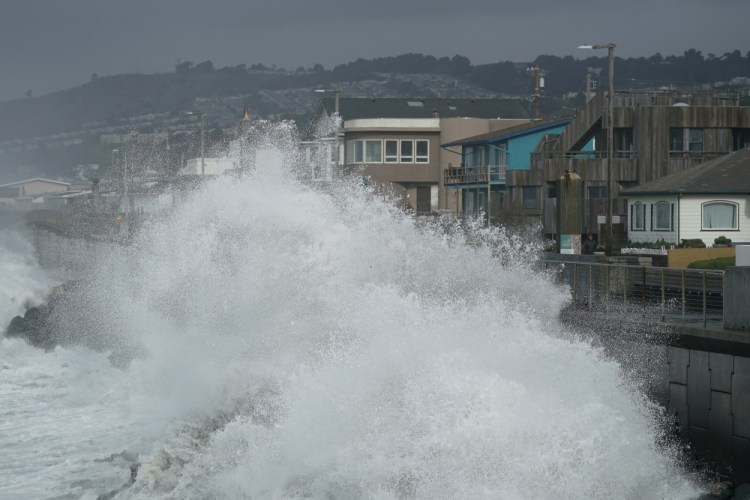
left=2, top=126, right=704, bottom=498
left=0, top=229, right=56, bottom=332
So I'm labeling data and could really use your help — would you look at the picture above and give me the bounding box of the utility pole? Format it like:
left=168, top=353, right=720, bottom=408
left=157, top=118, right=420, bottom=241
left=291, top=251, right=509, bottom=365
left=528, top=66, right=543, bottom=120
left=579, top=43, right=616, bottom=254
left=186, top=111, right=206, bottom=175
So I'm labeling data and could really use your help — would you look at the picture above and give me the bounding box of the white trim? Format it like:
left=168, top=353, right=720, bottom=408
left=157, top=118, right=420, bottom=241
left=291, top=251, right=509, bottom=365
left=344, top=118, right=440, bottom=130
left=0, top=178, right=70, bottom=188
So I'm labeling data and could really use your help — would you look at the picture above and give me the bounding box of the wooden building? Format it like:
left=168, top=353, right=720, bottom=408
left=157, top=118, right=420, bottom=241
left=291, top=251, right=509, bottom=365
left=509, top=91, right=750, bottom=243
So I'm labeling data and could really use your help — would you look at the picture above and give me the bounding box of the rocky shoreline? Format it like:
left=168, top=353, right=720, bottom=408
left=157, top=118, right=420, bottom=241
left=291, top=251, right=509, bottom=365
left=4, top=280, right=141, bottom=366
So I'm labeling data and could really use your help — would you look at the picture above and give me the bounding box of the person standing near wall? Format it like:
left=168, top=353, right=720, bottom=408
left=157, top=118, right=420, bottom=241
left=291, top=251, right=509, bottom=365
left=582, top=233, right=597, bottom=254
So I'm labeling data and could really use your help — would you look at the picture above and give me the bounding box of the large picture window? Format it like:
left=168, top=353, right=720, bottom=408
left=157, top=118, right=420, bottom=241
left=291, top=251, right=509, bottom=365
left=653, top=201, right=673, bottom=231
left=702, top=201, right=738, bottom=230
left=631, top=201, right=645, bottom=230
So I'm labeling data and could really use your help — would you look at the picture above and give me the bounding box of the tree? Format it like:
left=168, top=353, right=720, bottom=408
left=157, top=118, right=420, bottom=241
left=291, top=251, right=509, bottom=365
left=176, top=61, right=194, bottom=73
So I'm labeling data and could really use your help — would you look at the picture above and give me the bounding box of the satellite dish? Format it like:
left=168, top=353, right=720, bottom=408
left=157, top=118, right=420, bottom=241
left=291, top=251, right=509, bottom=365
left=672, top=102, right=690, bottom=107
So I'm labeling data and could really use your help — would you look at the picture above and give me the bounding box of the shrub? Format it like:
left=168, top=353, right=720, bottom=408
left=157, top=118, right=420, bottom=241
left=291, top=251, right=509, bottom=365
left=714, top=235, right=732, bottom=245
left=626, top=238, right=671, bottom=249
left=679, top=238, right=705, bottom=248
left=687, top=256, right=736, bottom=270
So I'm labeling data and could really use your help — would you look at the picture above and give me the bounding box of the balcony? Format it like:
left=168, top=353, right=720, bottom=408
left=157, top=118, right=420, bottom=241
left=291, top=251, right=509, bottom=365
left=444, top=164, right=507, bottom=186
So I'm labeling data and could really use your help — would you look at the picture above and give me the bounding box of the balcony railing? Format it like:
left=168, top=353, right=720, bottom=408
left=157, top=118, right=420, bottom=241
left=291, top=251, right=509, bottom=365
left=532, top=150, right=638, bottom=161
left=444, top=164, right=507, bottom=185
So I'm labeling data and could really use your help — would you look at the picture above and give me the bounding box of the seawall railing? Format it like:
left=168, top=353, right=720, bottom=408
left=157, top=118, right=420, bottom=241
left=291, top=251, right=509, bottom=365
left=541, top=259, right=724, bottom=327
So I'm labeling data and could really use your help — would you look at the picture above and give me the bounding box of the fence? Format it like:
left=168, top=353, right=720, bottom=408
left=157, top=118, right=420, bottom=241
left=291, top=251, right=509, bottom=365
left=541, top=260, right=724, bottom=327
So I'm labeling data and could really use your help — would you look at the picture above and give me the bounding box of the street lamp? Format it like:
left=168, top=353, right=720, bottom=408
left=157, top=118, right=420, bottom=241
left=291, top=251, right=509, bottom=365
left=186, top=111, right=205, bottom=176
left=314, top=88, right=341, bottom=117
left=579, top=42, right=615, bottom=254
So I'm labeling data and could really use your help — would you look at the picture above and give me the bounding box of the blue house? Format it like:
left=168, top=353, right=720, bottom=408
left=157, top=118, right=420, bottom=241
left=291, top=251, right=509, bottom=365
left=442, top=118, right=571, bottom=222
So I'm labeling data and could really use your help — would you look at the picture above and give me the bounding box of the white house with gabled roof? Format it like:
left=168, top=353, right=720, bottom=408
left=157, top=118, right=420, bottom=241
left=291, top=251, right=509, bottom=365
left=621, top=148, right=750, bottom=246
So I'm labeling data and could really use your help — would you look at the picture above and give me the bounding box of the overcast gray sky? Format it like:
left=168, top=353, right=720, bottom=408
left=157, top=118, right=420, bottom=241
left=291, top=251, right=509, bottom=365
left=1, top=0, right=748, bottom=102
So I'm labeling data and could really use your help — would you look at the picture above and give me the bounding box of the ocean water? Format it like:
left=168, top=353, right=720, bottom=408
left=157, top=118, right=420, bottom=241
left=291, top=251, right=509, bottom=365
left=0, top=131, right=704, bottom=499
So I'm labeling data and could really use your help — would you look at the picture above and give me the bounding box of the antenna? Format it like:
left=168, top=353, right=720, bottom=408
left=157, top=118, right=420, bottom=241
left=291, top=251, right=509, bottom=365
left=527, top=66, right=543, bottom=120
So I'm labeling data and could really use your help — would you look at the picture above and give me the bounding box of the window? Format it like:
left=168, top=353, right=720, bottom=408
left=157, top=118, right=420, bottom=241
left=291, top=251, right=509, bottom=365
left=365, top=140, right=382, bottom=162
left=702, top=201, right=738, bottom=230
left=631, top=202, right=645, bottom=230
left=522, top=187, right=537, bottom=210
left=669, top=128, right=703, bottom=154
left=400, top=140, right=413, bottom=163
left=653, top=201, right=673, bottom=231
left=588, top=186, right=607, bottom=199
left=733, top=128, right=750, bottom=151
left=385, top=140, right=398, bottom=163
left=347, top=140, right=364, bottom=163
left=415, top=140, right=429, bottom=163
left=614, top=128, right=634, bottom=153
left=669, top=128, right=684, bottom=151
left=547, top=182, right=557, bottom=199
left=688, top=128, right=704, bottom=153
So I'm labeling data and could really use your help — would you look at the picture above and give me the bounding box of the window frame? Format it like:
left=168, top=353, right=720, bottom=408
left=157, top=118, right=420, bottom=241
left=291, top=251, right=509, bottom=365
left=364, top=140, right=382, bottom=163
left=400, top=140, right=414, bottom=163
left=701, top=201, right=739, bottom=231
left=631, top=201, right=645, bottom=231
left=522, top=186, right=538, bottom=210
left=346, top=140, right=365, bottom=163
left=653, top=201, right=673, bottom=231
left=384, top=140, right=399, bottom=163
left=415, top=140, right=429, bottom=163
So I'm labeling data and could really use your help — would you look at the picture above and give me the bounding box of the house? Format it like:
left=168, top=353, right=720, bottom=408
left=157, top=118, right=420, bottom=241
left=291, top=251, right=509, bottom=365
left=518, top=90, right=750, bottom=243
left=440, top=117, right=573, bottom=222
left=621, top=148, right=750, bottom=246
left=303, top=97, right=531, bottom=214
left=0, top=178, right=70, bottom=210
left=179, top=157, right=238, bottom=176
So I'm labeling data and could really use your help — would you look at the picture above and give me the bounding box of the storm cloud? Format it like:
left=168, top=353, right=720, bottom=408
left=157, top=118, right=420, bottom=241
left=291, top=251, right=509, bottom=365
left=1, top=0, right=748, bottom=101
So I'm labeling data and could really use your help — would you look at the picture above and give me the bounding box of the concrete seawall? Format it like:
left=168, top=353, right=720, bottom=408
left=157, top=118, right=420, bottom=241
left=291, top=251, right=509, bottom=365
left=725, top=267, right=750, bottom=331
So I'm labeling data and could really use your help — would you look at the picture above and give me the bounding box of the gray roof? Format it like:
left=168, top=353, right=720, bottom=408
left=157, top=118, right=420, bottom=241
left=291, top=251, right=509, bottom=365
left=621, top=148, right=750, bottom=196
left=315, top=97, right=529, bottom=121
left=441, top=117, right=571, bottom=148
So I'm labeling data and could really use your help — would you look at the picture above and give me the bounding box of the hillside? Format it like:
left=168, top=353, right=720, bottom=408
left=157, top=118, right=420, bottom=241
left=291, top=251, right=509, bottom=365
left=0, top=50, right=748, bottom=183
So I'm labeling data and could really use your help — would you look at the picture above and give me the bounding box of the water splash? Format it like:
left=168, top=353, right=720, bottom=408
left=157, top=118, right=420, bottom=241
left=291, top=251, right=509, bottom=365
left=0, top=228, right=56, bottom=332
left=10, top=126, right=704, bottom=498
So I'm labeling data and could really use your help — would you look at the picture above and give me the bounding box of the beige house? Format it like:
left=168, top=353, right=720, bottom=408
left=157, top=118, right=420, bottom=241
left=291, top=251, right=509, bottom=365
left=0, top=178, right=70, bottom=210
left=304, top=98, right=531, bottom=214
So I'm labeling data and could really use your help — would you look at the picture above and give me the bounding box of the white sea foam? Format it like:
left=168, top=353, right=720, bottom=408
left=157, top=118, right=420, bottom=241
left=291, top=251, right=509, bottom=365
left=0, top=128, right=704, bottom=499
left=0, top=230, right=56, bottom=331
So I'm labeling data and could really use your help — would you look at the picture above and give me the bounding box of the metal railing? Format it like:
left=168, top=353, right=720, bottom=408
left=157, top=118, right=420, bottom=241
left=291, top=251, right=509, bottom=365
left=542, top=260, right=724, bottom=327
left=532, top=150, right=638, bottom=160
left=444, top=164, right=507, bottom=185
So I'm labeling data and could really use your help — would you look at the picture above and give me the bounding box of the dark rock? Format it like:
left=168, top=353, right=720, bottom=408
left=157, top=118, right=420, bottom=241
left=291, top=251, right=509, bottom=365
left=733, top=483, right=750, bottom=499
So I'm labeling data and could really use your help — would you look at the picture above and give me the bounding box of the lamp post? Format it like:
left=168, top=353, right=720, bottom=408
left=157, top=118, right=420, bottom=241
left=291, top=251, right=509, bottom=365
left=578, top=42, right=615, bottom=254
left=314, top=88, right=343, bottom=179
left=314, top=88, right=341, bottom=117
left=186, top=111, right=205, bottom=176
